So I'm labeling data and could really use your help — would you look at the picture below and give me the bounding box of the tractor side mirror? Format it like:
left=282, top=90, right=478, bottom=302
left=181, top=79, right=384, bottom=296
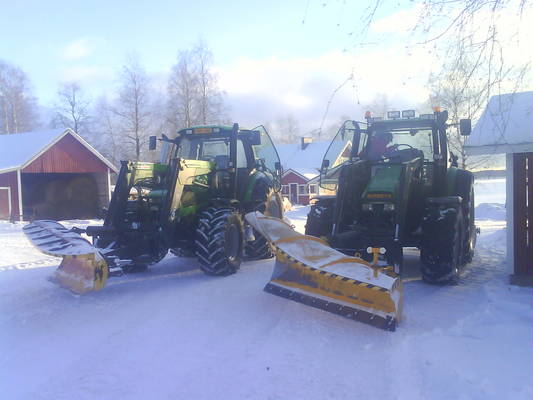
left=248, top=130, right=261, bottom=146
left=149, top=135, right=157, bottom=150
left=321, top=159, right=330, bottom=169
left=460, top=119, right=471, bottom=136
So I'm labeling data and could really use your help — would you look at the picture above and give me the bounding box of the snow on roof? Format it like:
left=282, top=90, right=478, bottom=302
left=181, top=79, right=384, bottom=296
left=0, top=129, right=65, bottom=172
left=0, top=129, right=117, bottom=173
left=284, top=167, right=319, bottom=180
left=465, top=91, right=533, bottom=155
left=276, top=141, right=331, bottom=171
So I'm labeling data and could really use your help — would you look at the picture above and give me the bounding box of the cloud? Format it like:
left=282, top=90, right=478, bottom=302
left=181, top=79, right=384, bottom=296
left=59, top=65, right=113, bottom=84
left=371, top=4, right=424, bottom=35
left=61, top=38, right=95, bottom=61
left=217, top=48, right=438, bottom=133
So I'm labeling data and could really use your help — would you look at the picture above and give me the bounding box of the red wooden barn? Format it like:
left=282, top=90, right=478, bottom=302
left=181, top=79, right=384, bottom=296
left=0, top=129, right=117, bottom=221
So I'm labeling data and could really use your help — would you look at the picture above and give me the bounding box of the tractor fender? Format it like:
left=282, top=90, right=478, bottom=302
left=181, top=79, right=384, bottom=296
left=446, top=167, right=474, bottom=197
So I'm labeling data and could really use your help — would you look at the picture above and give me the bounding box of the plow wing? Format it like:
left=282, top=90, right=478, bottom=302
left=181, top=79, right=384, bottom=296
left=23, top=221, right=108, bottom=294
left=246, top=212, right=403, bottom=331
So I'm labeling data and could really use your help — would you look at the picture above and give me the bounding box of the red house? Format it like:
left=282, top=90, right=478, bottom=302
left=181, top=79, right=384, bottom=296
left=0, top=129, right=117, bottom=221
left=281, top=168, right=320, bottom=205
left=277, top=138, right=338, bottom=205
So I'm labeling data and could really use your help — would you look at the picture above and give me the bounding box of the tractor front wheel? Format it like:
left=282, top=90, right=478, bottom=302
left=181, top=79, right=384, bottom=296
left=196, top=207, right=244, bottom=276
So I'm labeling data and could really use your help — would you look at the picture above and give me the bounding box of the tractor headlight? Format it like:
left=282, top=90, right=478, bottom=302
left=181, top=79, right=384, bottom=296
left=362, top=203, right=373, bottom=211
left=383, top=203, right=395, bottom=212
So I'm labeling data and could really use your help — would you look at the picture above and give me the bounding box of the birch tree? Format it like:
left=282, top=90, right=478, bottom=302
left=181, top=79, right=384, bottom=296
left=0, top=60, right=39, bottom=134
left=112, top=57, right=152, bottom=161
left=167, top=42, right=226, bottom=131
left=167, top=49, right=197, bottom=130
left=93, top=96, right=123, bottom=166
left=193, top=41, right=225, bottom=125
left=52, top=82, right=91, bottom=135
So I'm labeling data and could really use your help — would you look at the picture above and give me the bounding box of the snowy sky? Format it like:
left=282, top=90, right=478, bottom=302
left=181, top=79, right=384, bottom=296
left=1, top=0, right=532, bottom=132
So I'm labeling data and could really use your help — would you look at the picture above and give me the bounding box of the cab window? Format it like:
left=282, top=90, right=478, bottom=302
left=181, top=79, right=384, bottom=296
left=251, top=125, right=280, bottom=175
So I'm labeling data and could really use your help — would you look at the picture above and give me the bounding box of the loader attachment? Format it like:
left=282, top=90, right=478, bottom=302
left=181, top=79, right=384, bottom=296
left=23, top=221, right=108, bottom=294
left=245, top=212, right=403, bottom=331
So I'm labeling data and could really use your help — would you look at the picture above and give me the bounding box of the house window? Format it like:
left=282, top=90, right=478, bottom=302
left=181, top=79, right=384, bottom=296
left=309, top=184, right=317, bottom=194
left=298, top=185, right=308, bottom=195
left=282, top=185, right=289, bottom=195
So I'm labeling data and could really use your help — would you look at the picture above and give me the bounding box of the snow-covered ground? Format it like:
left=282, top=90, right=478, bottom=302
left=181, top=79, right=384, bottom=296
left=1, top=179, right=532, bottom=400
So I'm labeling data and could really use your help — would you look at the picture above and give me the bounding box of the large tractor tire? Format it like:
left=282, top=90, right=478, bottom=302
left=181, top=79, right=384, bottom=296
left=245, top=186, right=283, bottom=259
left=420, top=206, right=465, bottom=284
left=196, top=207, right=244, bottom=276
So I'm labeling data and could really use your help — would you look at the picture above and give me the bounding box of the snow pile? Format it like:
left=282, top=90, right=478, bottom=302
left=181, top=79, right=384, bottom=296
left=474, top=178, right=506, bottom=206
left=475, top=203, right=506, bottom=220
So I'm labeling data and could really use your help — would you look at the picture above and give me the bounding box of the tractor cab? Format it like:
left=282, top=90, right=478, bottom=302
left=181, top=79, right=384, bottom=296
left=157, top=124, right=281, bottom=193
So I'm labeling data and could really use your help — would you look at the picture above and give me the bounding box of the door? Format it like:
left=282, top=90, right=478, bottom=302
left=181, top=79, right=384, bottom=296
left=0, top=187, right=12, bottom=220
left=290, top=183, right=298, bottom=204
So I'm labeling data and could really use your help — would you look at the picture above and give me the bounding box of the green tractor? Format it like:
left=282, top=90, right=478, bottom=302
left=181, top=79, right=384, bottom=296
left=305, top=110, right=476, bottom=283
left=23, top=123, right=284, bottom=293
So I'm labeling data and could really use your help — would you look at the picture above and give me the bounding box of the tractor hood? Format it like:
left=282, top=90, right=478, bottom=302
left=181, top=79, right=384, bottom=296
left=362, top=164, right=402, bottom=201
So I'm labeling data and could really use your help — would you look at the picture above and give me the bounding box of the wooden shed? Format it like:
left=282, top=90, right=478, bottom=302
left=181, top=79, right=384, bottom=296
left=465, top=91, right=533, bottom=286
left=0, top=129, right=117, bottom=221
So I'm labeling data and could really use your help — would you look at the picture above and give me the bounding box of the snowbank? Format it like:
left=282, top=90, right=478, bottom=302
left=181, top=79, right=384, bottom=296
left=475, top=203, right=506, bottom=220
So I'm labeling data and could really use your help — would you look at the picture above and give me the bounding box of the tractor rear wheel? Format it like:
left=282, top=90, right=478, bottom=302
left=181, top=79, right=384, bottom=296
left=420, top=207, right=465, bottom=284
left=245, top=187, right=283, bottom=259
left=455, top=174, right=476, bottom=264
left=196, top=207, right=244, bottom=276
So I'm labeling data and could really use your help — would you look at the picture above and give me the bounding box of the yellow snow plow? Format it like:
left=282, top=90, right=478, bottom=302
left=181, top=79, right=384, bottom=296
left=245, top=212, right=403, bottom=331
left=23, top=221, right=108, bottom=294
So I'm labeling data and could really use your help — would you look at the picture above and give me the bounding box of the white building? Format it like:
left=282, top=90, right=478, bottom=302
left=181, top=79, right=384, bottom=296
left=465, top=91, right=533, bottom=286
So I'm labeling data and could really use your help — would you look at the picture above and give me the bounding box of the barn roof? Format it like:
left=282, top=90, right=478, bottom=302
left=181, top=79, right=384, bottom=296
left=0, top=129, right=117, bottom=174
left=465, top=91, right=533, bottom=155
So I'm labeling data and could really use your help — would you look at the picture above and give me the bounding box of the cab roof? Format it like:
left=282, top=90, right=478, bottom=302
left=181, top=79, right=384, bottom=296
left=367, top=113, right=446, bottom=132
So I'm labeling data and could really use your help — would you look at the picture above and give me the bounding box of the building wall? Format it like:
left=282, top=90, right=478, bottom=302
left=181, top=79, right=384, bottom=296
left=0, top=171, right=19, bottom=220
left=508, top=152, right=533, bottom=286
left=282, top=171, right=307, bottom=186
left=23, top=133, right=108, bottom=174
left=281, top=171, right=318, bottom=205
